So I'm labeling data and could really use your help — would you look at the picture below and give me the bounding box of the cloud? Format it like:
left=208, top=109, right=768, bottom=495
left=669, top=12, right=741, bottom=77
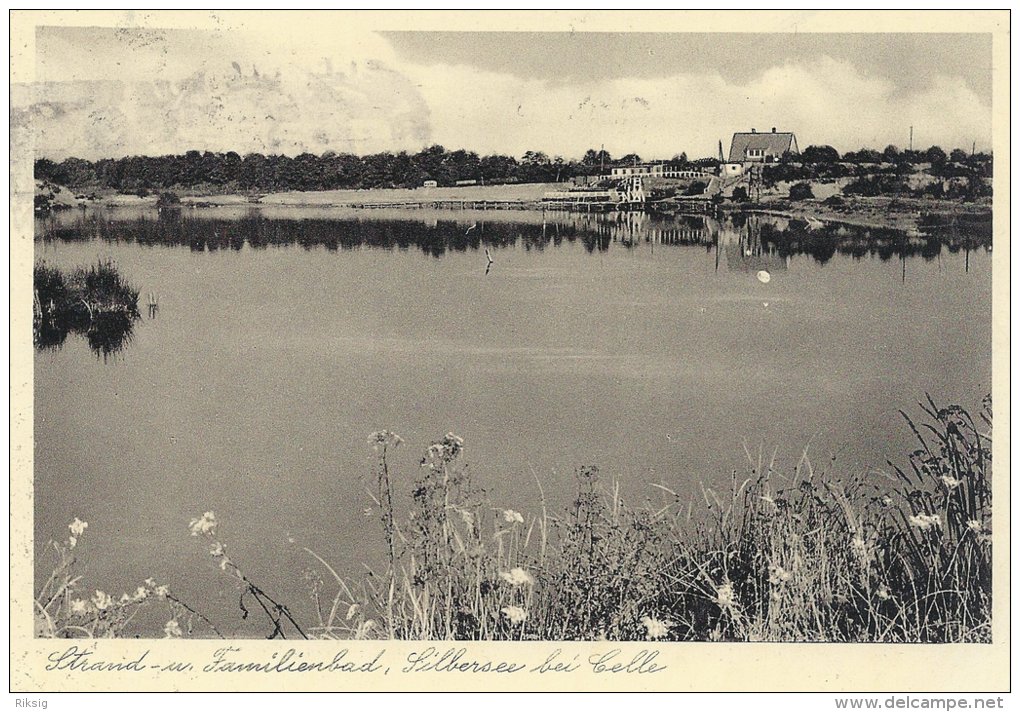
left=406, top=55, right=991, bottom=158
left=17, top=26, right=991, bottom=160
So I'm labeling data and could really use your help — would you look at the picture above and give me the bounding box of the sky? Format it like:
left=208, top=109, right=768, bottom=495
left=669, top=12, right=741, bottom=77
left=14, top=23, right=993, bottom=161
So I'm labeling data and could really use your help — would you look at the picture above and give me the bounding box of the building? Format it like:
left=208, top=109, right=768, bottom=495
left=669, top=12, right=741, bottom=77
left=422, top=180, right=438, bottom=188
left=728, top=128, right=799, bottom=164
left=610, top=163, right=708, bottom=179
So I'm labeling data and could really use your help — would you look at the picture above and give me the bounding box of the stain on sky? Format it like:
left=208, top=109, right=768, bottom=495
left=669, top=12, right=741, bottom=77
left=380, top=32, right=992, bottom=103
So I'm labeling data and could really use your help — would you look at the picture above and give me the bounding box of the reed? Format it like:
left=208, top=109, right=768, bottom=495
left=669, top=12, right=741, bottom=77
left=35, top=396, right=992, bottom=642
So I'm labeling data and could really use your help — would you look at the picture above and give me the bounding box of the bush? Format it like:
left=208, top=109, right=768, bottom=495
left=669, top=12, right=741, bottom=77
left=731, top=186, right=749, bottom=203
left=789, top=182, right=814, bottom=201
left=156, top=192, right=182, bottom=208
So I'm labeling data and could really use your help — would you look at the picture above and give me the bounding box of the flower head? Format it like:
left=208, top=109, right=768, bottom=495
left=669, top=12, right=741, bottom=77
left=70, top=599, right=88, bottom=615
left=499, top=567, right=535, bottom=587
left=768, top=563, right=792, bottom=584
left=92, top=590, right=113, bottom=611
left=69, top=518, right=88, bottom=537
left=421, top=432, right=465, bottom=468
left=877, top=586, right=891, bottom=601
left=501, top=606, right=528, bottom=624
left=502, top=509, right=524, bottom=524
left=163, top=619, right=183, bottom=638
left=640, top=615, right=672, bottom=640
left=908, top=513, right=942, bottom=530
left=189, top=511, right=217, bottom=537
left=368, top=430, right=403, bottom=452
left=941, top=475, right=962, bottom=489
left=715, top=582, right=736, bottom=609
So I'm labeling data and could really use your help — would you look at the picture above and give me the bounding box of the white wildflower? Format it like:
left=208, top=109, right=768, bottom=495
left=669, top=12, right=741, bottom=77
left=154, top=585, right=170, bottom=598
left=368, top=430, right=403, bottom=451
left=346, top=603, right=360, bottom=621
left=209, top=542, right=225, bottom=558
left=70, top=599, right=88, bottom=615
left=501, top=606, right=528, bottom=624
left=941, top=475, right=962, bottom=489
left=163, top=619, right=182, bottom=638
left=189, top=511, right=217, bottom=537
left=134, top=586, right=148, bottom=601
left=716, top=583, right=736, bottom=609
left=502, top=509, right=524, bottom=524
left=908, top=513, right=942, bottom=530
left=459, top=509, right=475, bottom=528
left=768, top=563, right=792, bottom=584
left=499, top=567, right=535, bottom=587
left=92, top=590, right=113, bottom=611
left=640, top=615, right=671, bottom=640
left=877, top=586, right=891, bottom=601
left=69, top=518, right=88, bottom=537
left=967, top=519, right=983, bottom=532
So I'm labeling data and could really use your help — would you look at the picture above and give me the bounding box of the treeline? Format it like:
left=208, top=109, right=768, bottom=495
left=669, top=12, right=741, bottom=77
left=34, top=143, right=992, bottom=197
left=33, top=146, right=689, bottom=195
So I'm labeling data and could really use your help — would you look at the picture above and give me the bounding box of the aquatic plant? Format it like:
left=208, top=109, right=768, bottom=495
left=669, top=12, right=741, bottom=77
left=33, top=260, right=140, bottom=356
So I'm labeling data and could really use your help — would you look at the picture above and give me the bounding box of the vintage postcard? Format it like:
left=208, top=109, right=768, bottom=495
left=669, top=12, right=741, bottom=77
left=9, top=10, right=1010, bottom=695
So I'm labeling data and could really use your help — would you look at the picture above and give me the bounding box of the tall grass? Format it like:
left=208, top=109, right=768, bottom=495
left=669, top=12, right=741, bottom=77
left=36, top=396, right=992, bottom=642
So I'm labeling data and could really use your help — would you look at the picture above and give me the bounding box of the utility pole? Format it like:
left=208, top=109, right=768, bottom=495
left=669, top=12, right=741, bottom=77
left=909, top=126, right=913, bottom=152
left=972, top=140, right=976, bottom=156
left=600, top=143, right=605, bottom=174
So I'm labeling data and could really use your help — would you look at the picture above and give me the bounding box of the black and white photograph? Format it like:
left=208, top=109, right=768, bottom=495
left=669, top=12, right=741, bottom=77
left=9, top=8, right=1009, bottom=697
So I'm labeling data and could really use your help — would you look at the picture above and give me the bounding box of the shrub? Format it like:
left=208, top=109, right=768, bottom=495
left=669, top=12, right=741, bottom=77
left=731, top=186, right=749, bottom=203
left=789, top=182, right=814, bottom=201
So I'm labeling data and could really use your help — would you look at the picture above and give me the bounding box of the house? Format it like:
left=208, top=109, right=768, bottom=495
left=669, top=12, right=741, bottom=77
left=422, top=180, right=438, bottom=188
left=728, top=128, right=799, bottom=164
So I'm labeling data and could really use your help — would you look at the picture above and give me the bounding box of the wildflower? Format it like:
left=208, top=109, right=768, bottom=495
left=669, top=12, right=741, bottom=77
left=908, top=513, right=942, bottom=530
left=881, top=496, right=893, bottom=507
left=69, top=518, right=88, bottom=537
left=877, top=586, right=891, bottom=601
left=967, top=519, right=982, bottom=532
left=189, top=511, right=217, bottom=537
left=70, top=599, right=88, bottom=615
left=768, top=563, right=791, bottom=584
left=502, top=606, right=528, bottom=624
left=421, top=432, right=465, bottom=468
left=133, top=586, right=148, bottom=601
left=163, top=619, right=183, bottom=638
left=458, top=509, right=475, bottom=528
left=941, top=475, right=962, bottom=489
left=368, top=430, right=403, bottom=451
left=502, top=509, right=524, bottom=524
left=346, top=603, right=360, bottom=621
left=154, top=585, right=170, bottom=598
left=716, top=583, right=736, bottom=609
left=640, top=615, right=671, bottom=640
left=92, top=590, right=113, bottom=611
left=68, top=536, right=78, bottom=549
left=209, top=542, right=225, bottom=558
left=499, top=567, right=535, bottom=587
left=851, top=536, right=870, bottom=563
left=120, top=593, right=132, bottom=604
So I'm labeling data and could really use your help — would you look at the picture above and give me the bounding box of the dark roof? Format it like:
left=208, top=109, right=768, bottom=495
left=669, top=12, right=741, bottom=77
left=728, top=132, right=798, bottom=162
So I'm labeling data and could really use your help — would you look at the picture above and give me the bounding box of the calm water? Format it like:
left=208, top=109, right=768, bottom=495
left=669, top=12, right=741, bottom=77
left=34, top=207, right=992, bottom=636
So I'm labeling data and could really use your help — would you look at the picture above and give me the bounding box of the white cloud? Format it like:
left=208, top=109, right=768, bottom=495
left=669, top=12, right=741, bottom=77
left=406, top=55, right=991, bottom=158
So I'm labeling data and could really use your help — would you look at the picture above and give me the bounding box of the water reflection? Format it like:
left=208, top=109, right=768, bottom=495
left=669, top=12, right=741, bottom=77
left=34, top=309, right=137, bottom=359
left=36, top=207, right=991, bottom=266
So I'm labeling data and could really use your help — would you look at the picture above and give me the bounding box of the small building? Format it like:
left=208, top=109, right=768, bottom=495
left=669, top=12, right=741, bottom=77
left=454, top=179, right=478, bottom=186
left=728, top=128, right=799, bottom=164
left=422, top=180, right=438, bottom=188
left=610, top=163, right=708, bottom=179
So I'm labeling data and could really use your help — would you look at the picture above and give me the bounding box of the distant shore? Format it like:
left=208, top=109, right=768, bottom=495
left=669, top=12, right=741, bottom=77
left=39, top=181, right=991, bottom=234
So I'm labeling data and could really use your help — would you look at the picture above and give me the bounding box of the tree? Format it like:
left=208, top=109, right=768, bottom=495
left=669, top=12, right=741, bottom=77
left=800, top=145, right=840, bottom=163
left=731, top=186, right=749, bottom=203
left=924, top=146, right=948, bottom=165
left=949, top=148, right=969, bottom=163
left=883, top=145, right=901, bottom=162
left=789, top=182, right=814, bottom=201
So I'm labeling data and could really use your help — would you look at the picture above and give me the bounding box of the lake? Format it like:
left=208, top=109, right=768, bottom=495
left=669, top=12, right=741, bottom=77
left=34, top=207, right=992, bottom=636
